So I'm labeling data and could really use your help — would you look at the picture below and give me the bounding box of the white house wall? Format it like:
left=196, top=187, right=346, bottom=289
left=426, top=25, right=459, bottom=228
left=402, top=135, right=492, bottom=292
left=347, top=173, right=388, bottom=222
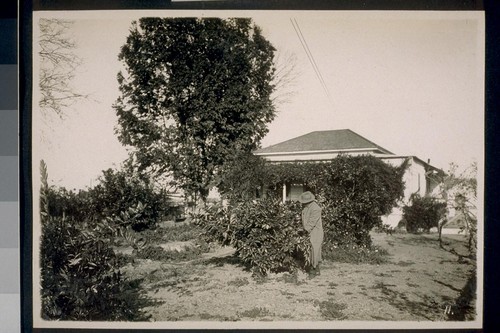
left=380, top=157, right=430, bottom=228
left=381, top=157, right=428, bottom=201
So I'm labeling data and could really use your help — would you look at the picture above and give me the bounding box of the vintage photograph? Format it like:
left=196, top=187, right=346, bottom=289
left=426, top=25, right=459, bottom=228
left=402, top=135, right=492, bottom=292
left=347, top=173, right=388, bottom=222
left=31, top=9, right=484, bottom=329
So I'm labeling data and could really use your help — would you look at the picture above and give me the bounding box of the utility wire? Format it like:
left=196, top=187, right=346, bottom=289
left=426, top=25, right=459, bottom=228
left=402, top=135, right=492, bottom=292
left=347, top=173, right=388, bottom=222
left=290, top=18, right=332, bottom=103
left=293, top=18, right=331, bottom=100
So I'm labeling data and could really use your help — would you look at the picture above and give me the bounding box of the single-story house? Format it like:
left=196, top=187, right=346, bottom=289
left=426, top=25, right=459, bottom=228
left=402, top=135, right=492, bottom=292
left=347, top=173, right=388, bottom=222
left=254, top=129, right=445, bottom=228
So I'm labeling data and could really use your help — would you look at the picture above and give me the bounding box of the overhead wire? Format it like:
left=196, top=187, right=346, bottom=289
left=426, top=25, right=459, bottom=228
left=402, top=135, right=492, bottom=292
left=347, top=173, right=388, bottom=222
left=290, top=18, right=332, bottom=103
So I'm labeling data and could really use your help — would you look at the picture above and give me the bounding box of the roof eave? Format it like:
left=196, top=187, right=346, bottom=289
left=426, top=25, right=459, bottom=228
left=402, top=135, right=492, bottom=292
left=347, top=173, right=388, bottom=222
left=254, top=147, right=391, bottom=156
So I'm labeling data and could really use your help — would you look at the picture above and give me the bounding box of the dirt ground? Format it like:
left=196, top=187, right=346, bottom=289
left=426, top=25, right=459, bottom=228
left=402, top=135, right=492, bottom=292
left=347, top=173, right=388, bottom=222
left=120, top=231, right=476, bottom=322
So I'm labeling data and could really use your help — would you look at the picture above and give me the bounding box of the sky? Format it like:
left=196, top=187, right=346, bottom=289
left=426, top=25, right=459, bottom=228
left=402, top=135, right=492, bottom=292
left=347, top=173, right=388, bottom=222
left=32, top=10, right=484, bottom=190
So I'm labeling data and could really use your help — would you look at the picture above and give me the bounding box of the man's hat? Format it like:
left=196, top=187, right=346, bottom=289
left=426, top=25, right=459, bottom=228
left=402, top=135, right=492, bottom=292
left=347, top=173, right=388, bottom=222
left=299, top=191, right=315, bottom=204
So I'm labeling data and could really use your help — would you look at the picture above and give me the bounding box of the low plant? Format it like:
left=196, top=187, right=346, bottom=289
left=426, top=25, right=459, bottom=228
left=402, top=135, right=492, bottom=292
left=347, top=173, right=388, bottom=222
left=315, top=299, right=347, bottom=320
left=88, top=165, right=175, bottom=231
left=238, top=307, right=272, bottom=319
left=193, top=199, right=311, bottom=276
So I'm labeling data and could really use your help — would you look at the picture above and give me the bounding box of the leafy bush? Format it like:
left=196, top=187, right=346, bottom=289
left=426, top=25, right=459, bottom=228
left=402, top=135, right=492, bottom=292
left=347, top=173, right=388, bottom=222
left=221, top=154, right=406, bottom=248
left=46, top=186, right=93, bottom=221
left=40, top=218, right=152, bottom=321
left=309, top=155, right=406, bottom=247
left=89, top=167, right=174, bottom=231
left=44, top=165, right=177, bottom=232
left=39, top=160, right=152, bottom=321
left=403, top=194, right=446, bottom=233
left=193, top=199, right=311, bottom=276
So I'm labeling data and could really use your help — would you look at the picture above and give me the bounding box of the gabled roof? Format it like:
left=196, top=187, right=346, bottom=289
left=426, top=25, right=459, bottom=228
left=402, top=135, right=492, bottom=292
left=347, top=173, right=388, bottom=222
left=255, top=129, right=393, bottom=155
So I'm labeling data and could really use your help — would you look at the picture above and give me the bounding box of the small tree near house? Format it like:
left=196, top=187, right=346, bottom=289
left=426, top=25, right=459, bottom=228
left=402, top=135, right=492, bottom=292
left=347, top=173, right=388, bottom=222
left=402, top=194, right=447, bottom=234
left=438, top=162, right=478, bottom=254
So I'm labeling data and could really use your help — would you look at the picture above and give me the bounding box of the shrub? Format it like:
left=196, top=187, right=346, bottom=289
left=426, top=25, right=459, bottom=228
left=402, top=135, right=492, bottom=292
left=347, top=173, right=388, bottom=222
left=44, top=165, right=176, bottom=232
left=39, top=160, right=152, bottom=321
left=46, top=186, right=93, bottom=222
left=88, top=167, right=174, bottom=231
left=313, top=155, right=406, bottom=247
left=403, top=194, right=446, bottom=233
left=40, top=218, right=152, bottom=321
left=221, top=155, right=406, bottom=248
left=193, top=199, right=311, bottom=276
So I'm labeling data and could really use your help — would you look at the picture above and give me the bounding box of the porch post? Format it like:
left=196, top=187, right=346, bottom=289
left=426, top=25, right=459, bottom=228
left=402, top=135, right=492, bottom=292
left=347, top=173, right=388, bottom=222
left=282, top=183, right=286, bottom=203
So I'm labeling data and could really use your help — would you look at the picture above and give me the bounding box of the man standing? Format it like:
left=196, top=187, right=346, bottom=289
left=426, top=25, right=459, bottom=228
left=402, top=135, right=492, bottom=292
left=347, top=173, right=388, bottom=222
left=299, top=191, right=324, bottom=278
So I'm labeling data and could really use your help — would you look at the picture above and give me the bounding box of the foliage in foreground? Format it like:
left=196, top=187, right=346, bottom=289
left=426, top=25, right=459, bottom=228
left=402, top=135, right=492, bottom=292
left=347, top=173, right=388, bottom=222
left=40, top=160, right=152, bottom=321
left=40, top=218, right=153, bottom=321
left=193, top=199, right=311, bottom=276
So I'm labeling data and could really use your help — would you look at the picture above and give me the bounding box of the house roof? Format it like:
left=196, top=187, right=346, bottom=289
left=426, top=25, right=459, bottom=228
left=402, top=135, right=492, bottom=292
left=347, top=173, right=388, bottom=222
left=255, top=129, right=394, bottom=155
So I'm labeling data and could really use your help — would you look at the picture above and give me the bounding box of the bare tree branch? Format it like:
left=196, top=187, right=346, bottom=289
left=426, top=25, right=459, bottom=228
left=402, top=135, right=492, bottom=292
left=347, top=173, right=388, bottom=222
left=271, top=51, right=300, bottom=106
left=38, top=18, right=88, bottom=119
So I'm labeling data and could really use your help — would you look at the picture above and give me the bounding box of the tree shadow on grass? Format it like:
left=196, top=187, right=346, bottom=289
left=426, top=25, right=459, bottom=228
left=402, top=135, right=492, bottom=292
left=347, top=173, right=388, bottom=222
left=369, top=282, right=445, bottom=320
left=433, top=279, right=462, bottom=292
left=202, top=253, right=247, bottom=268
left=398, top=234, right=440, bottom=247
left=446, top=270, right=476, bottom=321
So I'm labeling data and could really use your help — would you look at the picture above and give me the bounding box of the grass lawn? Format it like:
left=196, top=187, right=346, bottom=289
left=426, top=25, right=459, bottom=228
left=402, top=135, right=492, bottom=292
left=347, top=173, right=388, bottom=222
left=118, top=225, right=477, bottom=323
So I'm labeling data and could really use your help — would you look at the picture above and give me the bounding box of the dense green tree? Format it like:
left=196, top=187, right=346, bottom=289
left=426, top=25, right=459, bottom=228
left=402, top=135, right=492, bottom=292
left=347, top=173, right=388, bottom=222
left=216, top=151, right=270, bottom=203
left=115, top=18, right=277, bottom=202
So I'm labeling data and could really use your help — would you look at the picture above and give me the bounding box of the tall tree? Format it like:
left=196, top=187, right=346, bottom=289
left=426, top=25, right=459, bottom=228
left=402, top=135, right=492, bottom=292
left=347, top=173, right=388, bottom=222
left=114, top=18, right=277, bottom=202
